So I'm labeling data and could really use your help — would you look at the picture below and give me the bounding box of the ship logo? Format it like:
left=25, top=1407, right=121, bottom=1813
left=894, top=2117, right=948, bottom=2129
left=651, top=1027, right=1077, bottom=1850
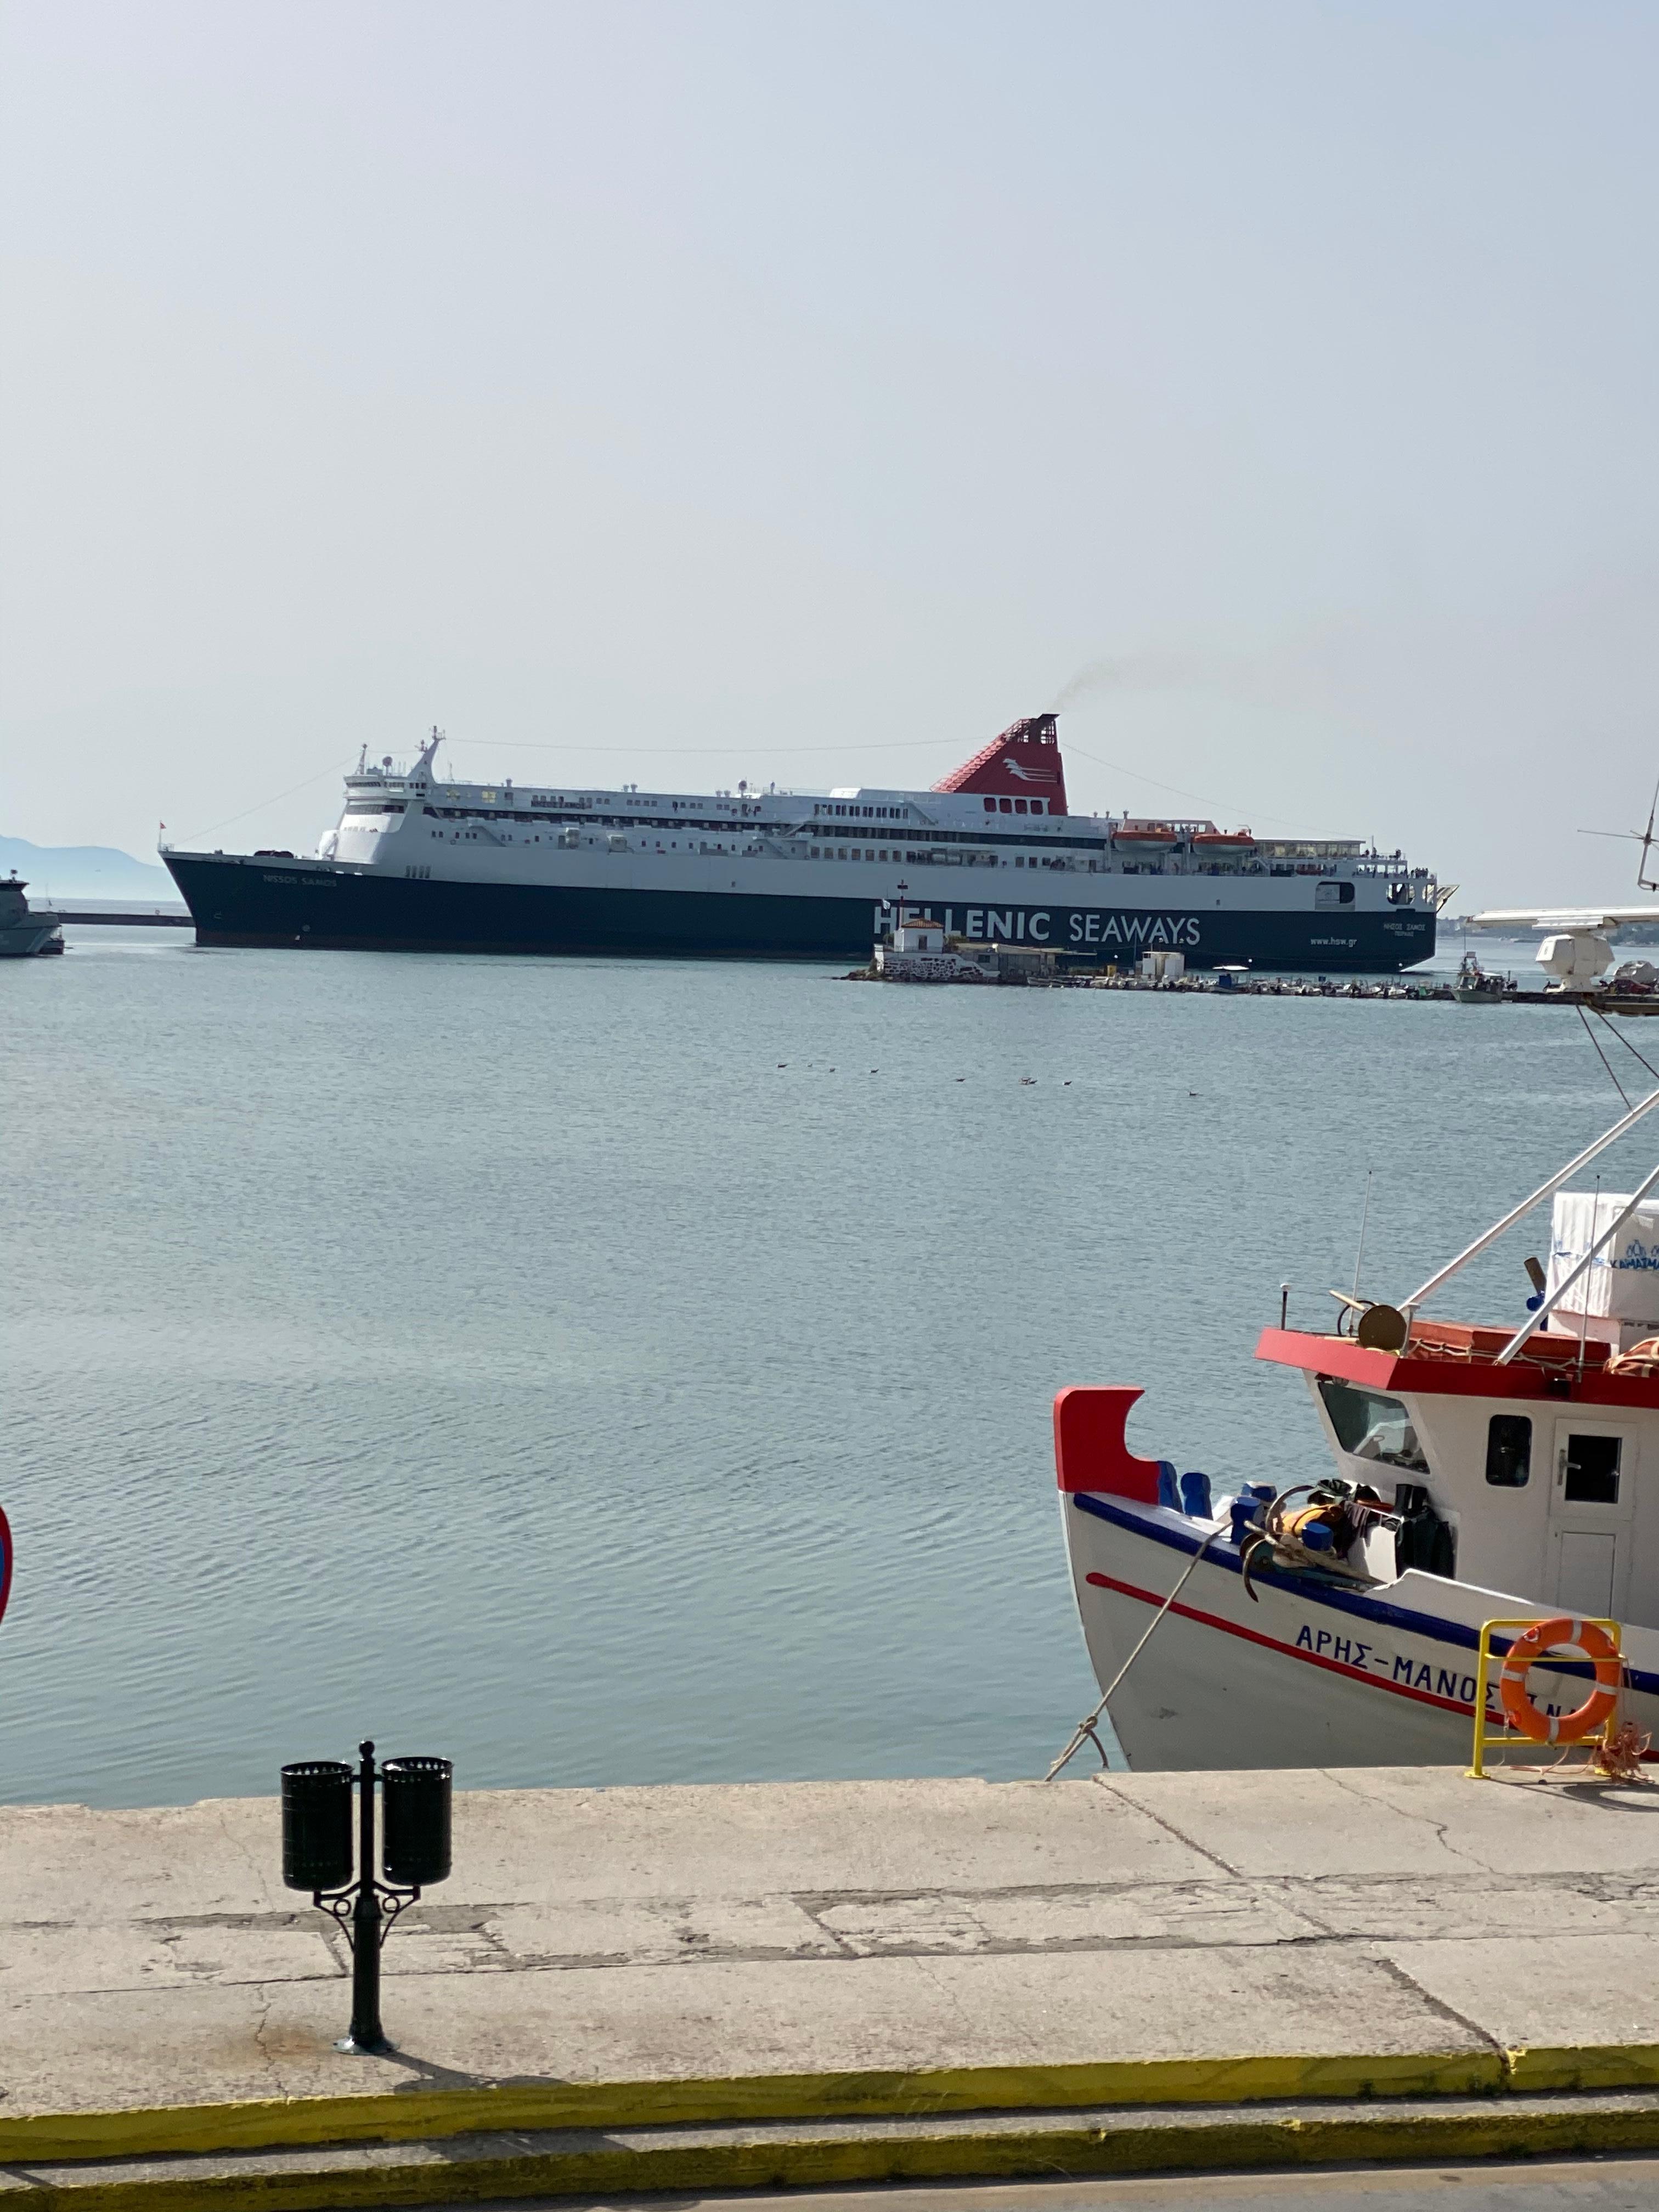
left=1003, top=757, right=1058, bottom=784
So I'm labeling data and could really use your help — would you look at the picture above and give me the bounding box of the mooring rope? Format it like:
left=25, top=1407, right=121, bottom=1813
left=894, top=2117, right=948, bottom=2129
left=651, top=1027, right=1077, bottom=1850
left=1044, top=1527, right=1219, bottom=1780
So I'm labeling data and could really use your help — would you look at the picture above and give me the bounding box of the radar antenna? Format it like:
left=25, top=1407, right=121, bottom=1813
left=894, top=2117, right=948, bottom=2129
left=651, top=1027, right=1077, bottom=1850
left=1579, top=774, right=1659, bottom=891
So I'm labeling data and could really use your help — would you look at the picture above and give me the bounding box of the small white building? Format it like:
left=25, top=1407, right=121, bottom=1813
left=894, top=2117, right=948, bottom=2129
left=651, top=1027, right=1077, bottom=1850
left=874, top=913, right=993, bottom=982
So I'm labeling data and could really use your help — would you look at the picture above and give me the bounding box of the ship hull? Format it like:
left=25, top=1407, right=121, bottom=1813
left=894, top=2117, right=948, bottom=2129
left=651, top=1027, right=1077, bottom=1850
left=163, top=855, right=1436, bottom=971
left=0, top=917, right=63, bottom=958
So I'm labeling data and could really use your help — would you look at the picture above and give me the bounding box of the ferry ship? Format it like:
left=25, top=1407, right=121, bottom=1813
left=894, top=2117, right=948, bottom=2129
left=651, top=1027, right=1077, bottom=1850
left=160, top=715, right=1439, bottom=969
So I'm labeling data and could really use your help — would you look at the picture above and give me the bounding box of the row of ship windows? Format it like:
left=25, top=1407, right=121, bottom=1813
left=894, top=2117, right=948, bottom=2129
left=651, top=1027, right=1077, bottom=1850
left=809, top=847, right=1076, bottom=869
left=813, top=846, right=991, bottom=865
left=412, top=830, right=1376, bottom=889
left=351, top=798, right=1398, bottom=875
left=394, top=803, right=1107, bottom=852
left=409, top=791, right=1054, bottom=821
left=810, top=797, right=1053, bottom=819
left=421, top=825, right=1083, bottom=867
left=814, top=803, right=914, bottom=821
left=396, top=823, right=1378, bottom=888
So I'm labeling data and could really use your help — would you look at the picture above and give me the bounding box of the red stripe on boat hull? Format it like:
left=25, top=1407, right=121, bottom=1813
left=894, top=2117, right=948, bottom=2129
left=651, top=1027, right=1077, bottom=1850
left=1084, top=1568, right=1497, bottom=1720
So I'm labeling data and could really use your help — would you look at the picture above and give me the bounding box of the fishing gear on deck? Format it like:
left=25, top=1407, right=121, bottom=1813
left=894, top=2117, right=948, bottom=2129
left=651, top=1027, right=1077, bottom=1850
left=1234, top=1477, right=1397, bottom=1602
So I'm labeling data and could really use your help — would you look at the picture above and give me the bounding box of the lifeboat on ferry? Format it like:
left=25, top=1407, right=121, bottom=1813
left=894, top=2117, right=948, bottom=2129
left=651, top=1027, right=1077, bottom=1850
left=1112, top=823, right=1180, bottom=855
left=1191, top=830, right=1257, bottom=855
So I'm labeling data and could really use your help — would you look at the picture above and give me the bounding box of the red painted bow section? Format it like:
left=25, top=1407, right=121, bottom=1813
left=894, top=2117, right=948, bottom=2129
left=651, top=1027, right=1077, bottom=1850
left=1053, top=1385, right=1164, bottom=1501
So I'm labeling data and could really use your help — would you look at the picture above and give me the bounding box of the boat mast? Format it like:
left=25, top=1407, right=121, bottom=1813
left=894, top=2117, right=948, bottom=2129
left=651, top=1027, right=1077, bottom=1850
left=1400, top=1085, right=1659, bottom=1317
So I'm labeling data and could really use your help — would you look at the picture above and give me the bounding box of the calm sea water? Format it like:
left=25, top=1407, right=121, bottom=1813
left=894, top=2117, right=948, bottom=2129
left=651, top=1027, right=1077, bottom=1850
left=0, top=926, right=1645, bottom=1807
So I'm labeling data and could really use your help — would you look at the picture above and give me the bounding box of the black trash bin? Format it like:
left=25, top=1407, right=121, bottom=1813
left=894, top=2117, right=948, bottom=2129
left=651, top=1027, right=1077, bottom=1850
left=381, top=1756, right=452, bottom=1888
left=280, top=1759, right=354, bottom=1892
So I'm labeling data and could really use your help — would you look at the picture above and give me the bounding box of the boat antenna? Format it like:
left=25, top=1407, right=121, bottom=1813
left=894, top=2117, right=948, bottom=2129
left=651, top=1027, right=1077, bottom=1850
left=1400, top=1082, right=1659, bottom=1316
left=1578, top=774, right=1659, bottom=891
left=1351, top=1169, right=1374, bottom=1302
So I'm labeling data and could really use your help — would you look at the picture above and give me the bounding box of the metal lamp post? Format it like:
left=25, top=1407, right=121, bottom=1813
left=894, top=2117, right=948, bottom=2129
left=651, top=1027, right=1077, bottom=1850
left=281, top=1739, right=452, bottom=2052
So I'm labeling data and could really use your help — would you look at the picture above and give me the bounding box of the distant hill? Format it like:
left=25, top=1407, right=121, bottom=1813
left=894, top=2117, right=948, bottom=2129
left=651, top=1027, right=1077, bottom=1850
left=1, top=835, right=178, bottom=901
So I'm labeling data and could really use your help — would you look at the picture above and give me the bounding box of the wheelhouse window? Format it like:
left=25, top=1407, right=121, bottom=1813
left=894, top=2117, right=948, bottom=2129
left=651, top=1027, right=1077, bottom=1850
left=1485, top=1414, right=1531, bottom=1487
left=1316, top=1378, right=1429, bottom=1472
left=1562, top=1432, right=1621, bottom=1505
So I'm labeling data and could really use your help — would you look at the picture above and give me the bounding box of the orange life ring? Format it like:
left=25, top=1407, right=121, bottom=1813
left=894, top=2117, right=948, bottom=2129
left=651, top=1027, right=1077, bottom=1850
left=1498, top=1616, right=1621, bottom=1745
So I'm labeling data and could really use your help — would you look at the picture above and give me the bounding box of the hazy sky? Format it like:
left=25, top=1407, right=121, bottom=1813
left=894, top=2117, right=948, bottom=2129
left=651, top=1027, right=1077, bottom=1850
left=3, top=1, right=1655, bottom=906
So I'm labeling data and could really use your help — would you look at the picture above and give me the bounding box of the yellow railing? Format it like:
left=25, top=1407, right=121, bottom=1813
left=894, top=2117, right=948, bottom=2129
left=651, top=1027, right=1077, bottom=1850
left=1469, top=1615, right=1621, bottom=1779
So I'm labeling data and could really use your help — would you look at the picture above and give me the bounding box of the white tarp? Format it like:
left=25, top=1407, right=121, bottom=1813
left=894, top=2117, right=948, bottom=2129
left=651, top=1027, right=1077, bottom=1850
left=1548, top=1190, right=1659, bottom=1323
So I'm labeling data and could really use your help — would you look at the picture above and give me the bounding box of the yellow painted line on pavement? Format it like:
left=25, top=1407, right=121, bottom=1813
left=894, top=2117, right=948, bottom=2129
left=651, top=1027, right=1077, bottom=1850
left=20, top=2044, right=1659, bottom=2171
left=12, top=2098, right=1659, bottom=2211
left=1505, top=2041, right=1659, bottom=2091
left=0, top=2050, right=1501, bottom=2164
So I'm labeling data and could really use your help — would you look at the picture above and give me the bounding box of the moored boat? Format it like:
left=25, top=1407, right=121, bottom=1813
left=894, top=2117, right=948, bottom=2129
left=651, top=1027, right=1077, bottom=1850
left=1056, top=1091, right=1659, bottom=1769
left=0, top=876, right=63, bottom=958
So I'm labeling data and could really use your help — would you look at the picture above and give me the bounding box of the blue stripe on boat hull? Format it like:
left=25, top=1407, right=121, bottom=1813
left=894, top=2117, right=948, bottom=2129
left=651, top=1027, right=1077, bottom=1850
left=1071, top=1489, right=1659, bottom=1696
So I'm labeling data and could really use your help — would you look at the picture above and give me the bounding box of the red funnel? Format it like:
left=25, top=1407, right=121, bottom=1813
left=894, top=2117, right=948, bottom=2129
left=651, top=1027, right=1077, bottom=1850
left=933, top=714, right=1068, bottom=814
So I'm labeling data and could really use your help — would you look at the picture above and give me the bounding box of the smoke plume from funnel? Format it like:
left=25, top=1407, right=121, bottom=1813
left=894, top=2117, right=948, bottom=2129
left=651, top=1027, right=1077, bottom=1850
left=1047, top=653, right=1224, bottom=714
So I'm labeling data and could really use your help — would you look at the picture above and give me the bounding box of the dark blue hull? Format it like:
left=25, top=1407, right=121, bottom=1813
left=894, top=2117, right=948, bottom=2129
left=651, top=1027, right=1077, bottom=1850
left=163, top=856, right=1437, bottom=973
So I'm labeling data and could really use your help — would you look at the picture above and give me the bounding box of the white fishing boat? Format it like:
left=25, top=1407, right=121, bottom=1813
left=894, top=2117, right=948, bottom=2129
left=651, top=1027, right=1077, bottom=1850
left=1056, top=1091, right=1659, bottom=1770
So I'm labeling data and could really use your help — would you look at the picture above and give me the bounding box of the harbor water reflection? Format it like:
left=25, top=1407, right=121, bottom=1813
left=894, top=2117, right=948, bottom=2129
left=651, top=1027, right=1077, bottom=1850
left=0, top=928, right=1629, bottom=1804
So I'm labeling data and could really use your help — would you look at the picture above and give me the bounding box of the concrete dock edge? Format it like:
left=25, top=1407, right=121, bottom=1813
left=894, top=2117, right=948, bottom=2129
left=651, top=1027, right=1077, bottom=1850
left=12, top=2092, right=1659, bottom=2211
left=0, top=2050, right=1510, bottom=2164
left=13, top=1774, right=1659, bottom=2196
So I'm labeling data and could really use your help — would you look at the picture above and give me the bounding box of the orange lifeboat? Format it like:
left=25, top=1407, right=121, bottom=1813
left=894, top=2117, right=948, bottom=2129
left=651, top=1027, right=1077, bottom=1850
left=1192, top=830, right=1257, bottom=854
left=1113, top=823, right=1180, bottom=855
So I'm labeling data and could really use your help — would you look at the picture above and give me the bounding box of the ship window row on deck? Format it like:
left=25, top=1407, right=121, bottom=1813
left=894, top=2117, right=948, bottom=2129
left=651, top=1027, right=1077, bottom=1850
left=810, top=847, right=1007, bottom=865
left=813, top=803, right=921, bottom=820
left=415, top=804, right=1118, bottom=853
left=386, top=804, right=1411, bottom=883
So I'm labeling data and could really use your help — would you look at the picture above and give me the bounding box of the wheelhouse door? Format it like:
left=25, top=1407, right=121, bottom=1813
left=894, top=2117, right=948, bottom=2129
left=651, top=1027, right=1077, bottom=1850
left=1548, top=1419, right=1638, bottom=1620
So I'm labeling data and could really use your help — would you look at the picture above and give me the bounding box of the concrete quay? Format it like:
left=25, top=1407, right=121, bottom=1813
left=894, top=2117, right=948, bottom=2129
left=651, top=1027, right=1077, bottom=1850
left=7, top=1766, right=1659, bottom=2203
